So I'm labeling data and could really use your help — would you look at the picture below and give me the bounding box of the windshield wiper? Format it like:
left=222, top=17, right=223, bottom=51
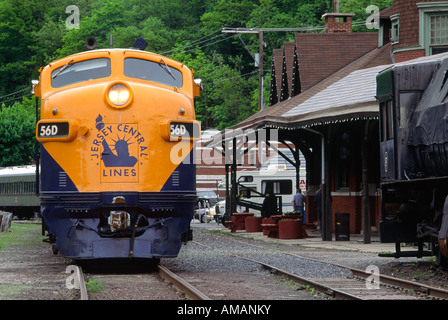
left=159, top=58, right=176, bottom=81
left=52, top=59, right=74, bottom=79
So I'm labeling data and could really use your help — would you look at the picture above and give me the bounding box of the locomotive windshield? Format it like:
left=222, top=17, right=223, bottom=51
left=51, top=58, right=111, bottom=88
left=124, top=58, right=183, bottom=88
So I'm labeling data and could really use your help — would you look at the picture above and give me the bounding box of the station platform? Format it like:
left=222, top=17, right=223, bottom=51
left=190, top=220, right=417, bottom=255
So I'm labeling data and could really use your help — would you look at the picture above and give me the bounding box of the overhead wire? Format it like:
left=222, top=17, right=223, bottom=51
left=173, top=34, right=236, bottom=55
left=0, top=93, right=33, bottom=106
left=0, top=22, right=375, bottom=105
left=161, top=24, right=324, bottom=57
left=0, top=87, right=28, bottom=100
left=163, top=19, right=374, bottom=56
left=159, top=29, right=227, bottom=55
left=161, top=33, right=236, bottom=56
left=160, top=20, right=375, bottom=72
left=204, top=70, right=260, bottom=85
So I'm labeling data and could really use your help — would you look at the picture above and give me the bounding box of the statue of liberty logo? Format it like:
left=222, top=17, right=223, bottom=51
left=96, top=114, right=138, bottom=168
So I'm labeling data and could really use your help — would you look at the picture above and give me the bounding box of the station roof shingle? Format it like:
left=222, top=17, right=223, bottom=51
left=227, top=43, right=393, bottom=133
left=282, top=64, right=389, bottom=118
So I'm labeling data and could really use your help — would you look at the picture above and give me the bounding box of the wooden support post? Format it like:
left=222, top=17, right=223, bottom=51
left=362, top=129, right=371, bottom=244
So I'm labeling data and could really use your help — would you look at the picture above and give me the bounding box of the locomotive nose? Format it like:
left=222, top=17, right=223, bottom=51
left=105, top=82, right=133, bottom=109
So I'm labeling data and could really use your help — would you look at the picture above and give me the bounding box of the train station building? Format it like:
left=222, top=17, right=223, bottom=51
left=204, top=0, right=448, bottom=242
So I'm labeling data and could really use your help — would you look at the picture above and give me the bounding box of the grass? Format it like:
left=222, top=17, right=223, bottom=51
left=0, top=222, right=45, bottom=299
left=412, top=270, right=426, bottom=280
left=0, top=284, right=33, bottom=299
left=85, top=276, right=104, bottom=293
left=0, top=222, right=43, bottom=251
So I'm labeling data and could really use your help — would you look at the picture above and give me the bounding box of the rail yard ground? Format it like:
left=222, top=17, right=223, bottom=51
left=0, top=221, right=76, bottom=300
left=190, top=220, right=448, bottom=292
left=1, top=219, right=448, bottom=303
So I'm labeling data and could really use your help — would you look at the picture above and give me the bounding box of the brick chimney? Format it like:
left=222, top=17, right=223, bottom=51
left=322, top=13, right=355, bottom=33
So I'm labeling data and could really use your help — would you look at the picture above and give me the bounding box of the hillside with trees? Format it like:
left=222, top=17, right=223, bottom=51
left=0, top=0, right=391, bottom=166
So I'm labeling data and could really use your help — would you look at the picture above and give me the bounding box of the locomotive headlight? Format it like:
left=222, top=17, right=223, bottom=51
left=107, top=83, right=131, bottom=107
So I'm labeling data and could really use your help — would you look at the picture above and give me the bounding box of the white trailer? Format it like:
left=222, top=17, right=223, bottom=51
left=215, top=164, right=307, bottom=216
left=236, top=165, right=306, bottom=214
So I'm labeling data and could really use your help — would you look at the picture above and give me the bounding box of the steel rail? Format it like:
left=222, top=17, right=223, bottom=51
left=349, top=266, right=448, bottom=300
left=278, top=251, right=448, bottom=300
left=76, top=265, right=89, bottom=300
left=158, top=264, right=210, bottom=300
left=192, top=240, right=361, bottom=300
left=237, top=255, right=362, bottom=300
left=209, top=234, right=448, bottom=299
left=193, top=238, right=448, bottom=300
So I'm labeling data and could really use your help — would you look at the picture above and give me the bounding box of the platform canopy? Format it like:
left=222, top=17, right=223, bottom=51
left=204, top=44, right=393, bottom=242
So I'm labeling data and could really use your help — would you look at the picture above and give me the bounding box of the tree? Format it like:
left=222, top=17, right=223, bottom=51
left=0, top=98, right=36, bottom=166
left=113, top=17, right=174, bottom=53
left=0, top=0, right=47, bottom=98
left=0, top=0, right=387, bottom=135
left=57, top=0, right=129, bottom=57
left=339, top=0, right=392, bottom=32
left=172, top=49, right=257, bottom=130
left=201, top=0, right=258, bottom=32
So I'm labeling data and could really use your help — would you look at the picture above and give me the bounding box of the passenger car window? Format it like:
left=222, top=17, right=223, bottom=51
left=51, top=58, right=111, bottom=88
left=124, top=58, right=183, bottom=88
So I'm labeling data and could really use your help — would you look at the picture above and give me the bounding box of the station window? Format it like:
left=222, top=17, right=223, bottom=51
left=418, top=3, right=448, bottom=55
left=390, top=14, right=399, bottom=44
left=429, top=14, right=448, bottom=54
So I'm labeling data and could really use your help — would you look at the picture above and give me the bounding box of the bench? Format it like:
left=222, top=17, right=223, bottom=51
left=225, top=212, right=255, bottom=233
left=260, top=223, right=279, bottom=238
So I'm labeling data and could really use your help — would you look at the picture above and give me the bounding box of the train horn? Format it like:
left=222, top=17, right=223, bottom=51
left=85, top=37, right=97, bottom=50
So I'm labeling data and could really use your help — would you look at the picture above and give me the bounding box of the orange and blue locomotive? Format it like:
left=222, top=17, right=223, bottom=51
left=34, top=45, right=201, bottom=260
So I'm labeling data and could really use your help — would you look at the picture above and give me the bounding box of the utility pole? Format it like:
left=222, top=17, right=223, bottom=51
left=222, top=27, right=322, bottom=111
left=222, top=28, right=264, bottom=110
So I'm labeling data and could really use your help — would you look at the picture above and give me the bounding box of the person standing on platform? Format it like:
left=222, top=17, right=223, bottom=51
left=262, top=190, right=277, bottom=218
left=292, top=188, right=306, bottom=223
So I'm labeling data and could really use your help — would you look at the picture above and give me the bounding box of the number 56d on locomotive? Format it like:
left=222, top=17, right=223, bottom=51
left=34, top=48, right=201, bottom=260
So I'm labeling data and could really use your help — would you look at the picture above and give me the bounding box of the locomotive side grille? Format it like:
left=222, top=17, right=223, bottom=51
left=172, top=170, right=180, bottom=187
left=40, top=192, right=102, bottom=203
left=138, top=191, right=196, bottom=203
left=59, top=172, right=67, bottom=188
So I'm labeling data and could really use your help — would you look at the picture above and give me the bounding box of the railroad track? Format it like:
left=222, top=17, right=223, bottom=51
left=74, top=262, right=210, bottom=300
left=157, top=264, right=210, bottom=300
left=274, top=249, right=448, bottom=300
left=74, top=265, right=88, bottom=300
left=72, top=235, right=448, bottom=300
left=191, top=238, right=448, bottom=300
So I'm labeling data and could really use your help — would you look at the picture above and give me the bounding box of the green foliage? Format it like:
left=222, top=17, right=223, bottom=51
left=340, top=0, right=392, bottom=31
left=0, top=97, right=36, bottom=166
left=85, top=276, right=104, bottom=293
left=201, top=0, right=258, bottom=31
left=0, top=0, right=392, bottom=164
left=0, top=223, right=43, bottom=250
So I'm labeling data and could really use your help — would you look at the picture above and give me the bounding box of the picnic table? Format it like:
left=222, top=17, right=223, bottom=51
left=225, top=212, right=255, bottom=233
left=261, top=214, right=309, bottom=239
